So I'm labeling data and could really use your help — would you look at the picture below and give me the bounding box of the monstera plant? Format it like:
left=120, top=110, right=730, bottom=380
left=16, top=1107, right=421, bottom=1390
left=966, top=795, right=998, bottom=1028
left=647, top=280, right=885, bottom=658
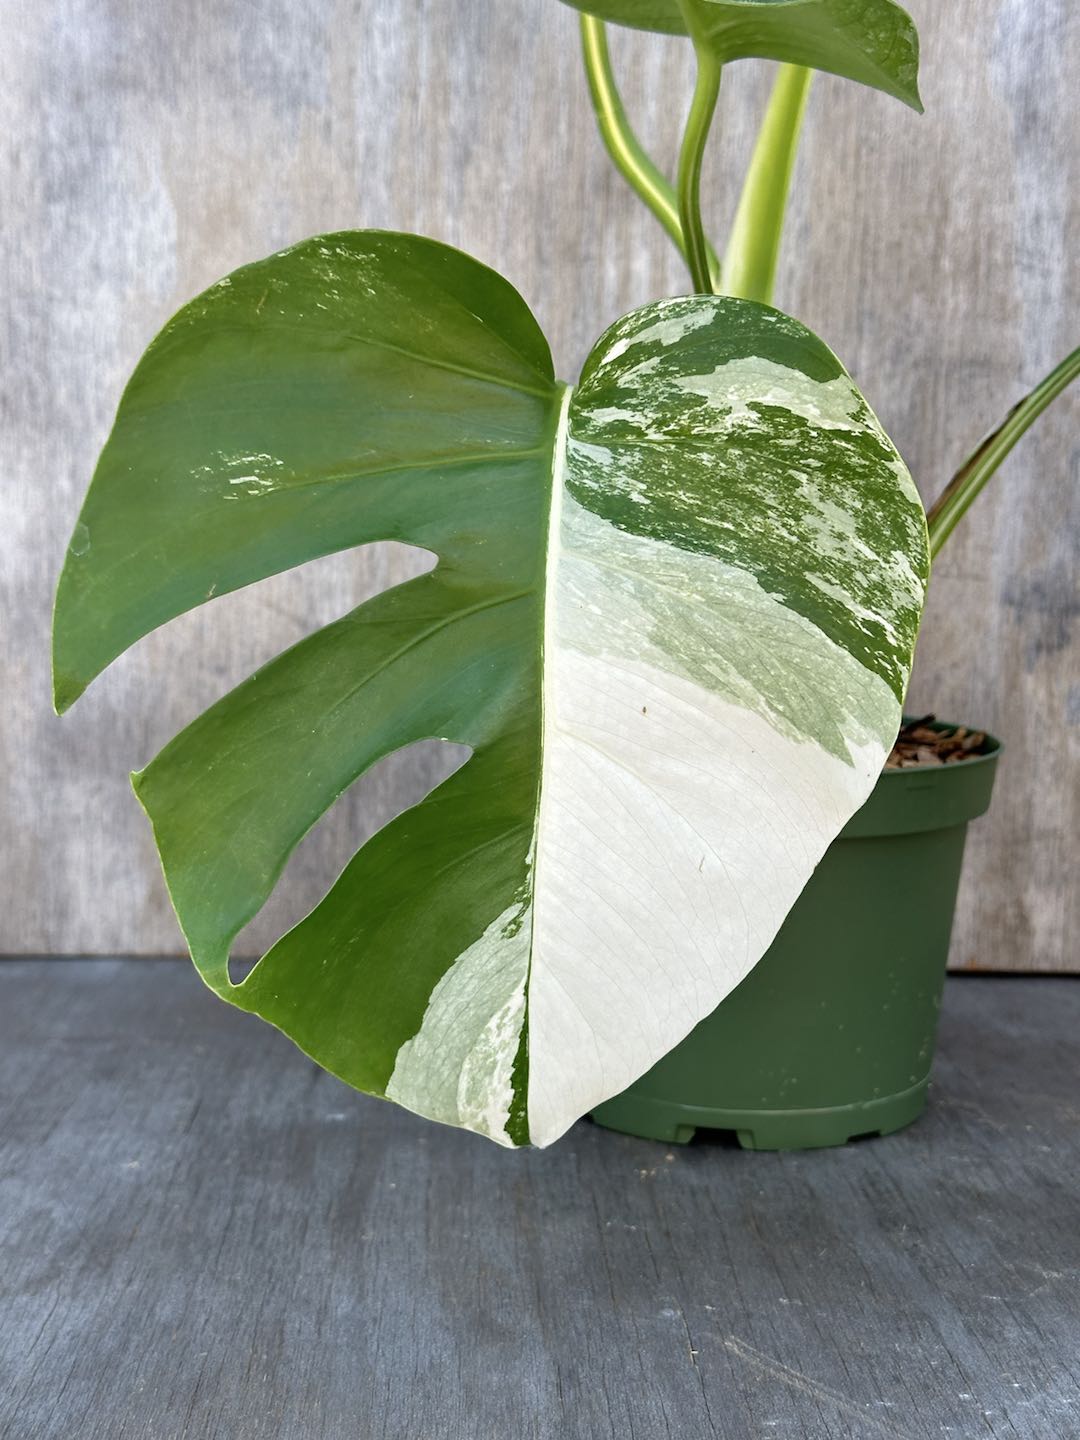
left=52, top=0, right=1078, bottom=1148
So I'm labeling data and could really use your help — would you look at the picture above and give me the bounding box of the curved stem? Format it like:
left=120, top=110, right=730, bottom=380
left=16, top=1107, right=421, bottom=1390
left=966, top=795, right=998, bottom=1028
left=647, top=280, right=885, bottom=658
left=722, top=64, right=812, bottom=305
left=926, top=345, right=1080, bottom=561
left=578, top=16, right=720, bottom=289
left=676, top=5, right=722, bottom=295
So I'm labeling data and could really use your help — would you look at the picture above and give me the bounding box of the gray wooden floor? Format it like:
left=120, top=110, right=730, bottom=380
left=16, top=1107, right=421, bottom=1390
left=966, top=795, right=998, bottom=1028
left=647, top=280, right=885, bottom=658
left=1, top=961, right=1078, bottom=1439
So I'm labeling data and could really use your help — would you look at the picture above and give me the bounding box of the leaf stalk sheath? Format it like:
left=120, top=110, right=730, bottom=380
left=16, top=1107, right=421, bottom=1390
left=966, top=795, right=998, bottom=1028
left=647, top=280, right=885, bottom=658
left=721, top=64, right=812, bottom=305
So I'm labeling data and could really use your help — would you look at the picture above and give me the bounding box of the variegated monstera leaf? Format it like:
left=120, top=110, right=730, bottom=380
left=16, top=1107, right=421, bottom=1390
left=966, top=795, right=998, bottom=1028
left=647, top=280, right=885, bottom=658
left=558, top=0, right=922, bottom=110
left=53, top=232, right=928, bottom=1146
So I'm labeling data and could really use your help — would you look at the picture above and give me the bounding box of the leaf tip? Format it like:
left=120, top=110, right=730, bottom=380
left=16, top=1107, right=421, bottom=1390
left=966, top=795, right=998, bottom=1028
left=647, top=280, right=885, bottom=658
left=51, top=668, right=85, bottom=716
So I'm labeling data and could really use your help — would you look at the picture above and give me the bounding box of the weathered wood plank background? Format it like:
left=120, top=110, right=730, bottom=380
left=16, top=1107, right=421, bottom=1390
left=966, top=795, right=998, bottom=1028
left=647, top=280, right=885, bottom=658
left=3, top=0, right=1077, bottom=966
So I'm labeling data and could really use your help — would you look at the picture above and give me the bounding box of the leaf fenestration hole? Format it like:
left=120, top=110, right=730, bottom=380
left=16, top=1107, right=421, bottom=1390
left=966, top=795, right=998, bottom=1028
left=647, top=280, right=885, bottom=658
left=227, top=737, right=471, bottom=986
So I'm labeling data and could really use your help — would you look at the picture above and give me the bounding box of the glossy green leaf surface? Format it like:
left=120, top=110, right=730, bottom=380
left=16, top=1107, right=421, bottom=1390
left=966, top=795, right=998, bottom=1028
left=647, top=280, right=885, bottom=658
left=560, top=0, right=922, bottom=109
left=54, top=232, right=928, bottom=1146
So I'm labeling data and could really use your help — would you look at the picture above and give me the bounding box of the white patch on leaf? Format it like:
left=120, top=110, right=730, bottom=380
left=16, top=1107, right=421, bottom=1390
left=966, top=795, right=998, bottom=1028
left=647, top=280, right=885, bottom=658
left=524, top=494, right=895, bottom=1147
left=386, top=900, right=530, bottom=1147
left=672, top=356, right=867, bottom=434
left=591, top=306, right=718, bottom=375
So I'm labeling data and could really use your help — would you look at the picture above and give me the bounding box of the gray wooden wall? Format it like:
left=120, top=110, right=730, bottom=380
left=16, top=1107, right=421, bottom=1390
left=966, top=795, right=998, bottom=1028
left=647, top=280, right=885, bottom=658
left=4, top=0, right=1078, bottom=968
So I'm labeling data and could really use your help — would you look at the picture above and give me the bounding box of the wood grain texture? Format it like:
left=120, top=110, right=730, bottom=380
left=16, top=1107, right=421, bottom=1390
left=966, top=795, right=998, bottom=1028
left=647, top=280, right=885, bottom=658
left=2, top=958, right=1079, bottom=1438
left=2, top=0, right=1077, bottom=965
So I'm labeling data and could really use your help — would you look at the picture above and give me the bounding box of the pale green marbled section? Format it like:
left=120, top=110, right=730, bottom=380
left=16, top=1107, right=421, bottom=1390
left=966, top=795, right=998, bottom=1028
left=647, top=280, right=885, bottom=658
left=556, top=481, right=898, bottom=761
left=570, top=297, right=929, bottom=708
left=386, top=896, right=531, bottom=1147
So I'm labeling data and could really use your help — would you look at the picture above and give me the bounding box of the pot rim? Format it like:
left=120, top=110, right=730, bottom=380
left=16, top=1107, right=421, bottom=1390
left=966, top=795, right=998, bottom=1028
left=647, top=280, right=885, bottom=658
left=881, top=716, right=1003, bottom=778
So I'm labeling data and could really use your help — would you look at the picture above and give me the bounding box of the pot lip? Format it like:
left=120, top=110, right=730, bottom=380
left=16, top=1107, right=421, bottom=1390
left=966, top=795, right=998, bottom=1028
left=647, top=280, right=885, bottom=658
left=879, top=717, right=1003, bottom=779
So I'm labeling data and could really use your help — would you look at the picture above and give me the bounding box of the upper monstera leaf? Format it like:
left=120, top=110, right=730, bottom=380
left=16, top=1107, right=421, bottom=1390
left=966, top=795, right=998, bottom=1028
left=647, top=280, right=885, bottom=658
left=560, top=0, right=922, bottom=110
left=53, top=231, right=928, bottom=1146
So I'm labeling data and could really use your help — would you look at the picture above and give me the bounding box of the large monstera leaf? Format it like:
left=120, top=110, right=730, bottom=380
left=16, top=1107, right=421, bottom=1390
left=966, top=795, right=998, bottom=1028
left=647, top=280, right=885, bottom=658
left=560, top=0, right=922, bottom=110
left=54, top=231, right=929, bottom=1146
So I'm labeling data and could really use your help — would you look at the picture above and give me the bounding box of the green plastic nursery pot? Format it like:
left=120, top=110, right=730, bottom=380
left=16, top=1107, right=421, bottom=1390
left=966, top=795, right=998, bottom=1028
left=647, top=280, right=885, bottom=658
left=591, top=723, right=1001, bottom=1151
